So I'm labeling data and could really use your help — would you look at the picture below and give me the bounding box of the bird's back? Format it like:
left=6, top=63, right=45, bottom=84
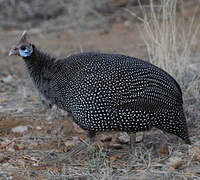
left=54, top=52, right=183, bottom=110
left=51, top=52, right=191, bottom=145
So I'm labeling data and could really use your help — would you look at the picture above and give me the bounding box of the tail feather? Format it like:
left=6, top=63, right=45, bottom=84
left=151, top=108, right=191, bottom=144
left=179, top=109, right=191, bottom=145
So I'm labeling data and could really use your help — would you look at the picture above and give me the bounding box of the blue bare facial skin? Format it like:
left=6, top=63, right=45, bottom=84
left=19, top=45, right=33, bottom=57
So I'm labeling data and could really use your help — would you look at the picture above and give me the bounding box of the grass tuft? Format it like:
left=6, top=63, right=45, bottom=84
left=127, top=0, right=200, bottom=126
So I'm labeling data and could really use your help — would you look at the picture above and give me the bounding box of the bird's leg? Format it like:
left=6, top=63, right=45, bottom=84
left=142, top=132, right=146, bottom=142
left=87, top=131, right=96, bottom=146
left=127, top=133, right=136, bottom=169
left=87, top=131, right=96, bottom=140
left=129, top=133, right=136, bottom=155
left=86, top=131, right=98, bottom=156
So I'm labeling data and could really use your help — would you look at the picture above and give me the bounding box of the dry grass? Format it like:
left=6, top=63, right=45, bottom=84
left=0, top=0, right=134, bottom=30
left=0, top=1, right=200, bottom=180
left=127, top=0, right=200, bottom=127
left=41, top=144, right=200, bottom=180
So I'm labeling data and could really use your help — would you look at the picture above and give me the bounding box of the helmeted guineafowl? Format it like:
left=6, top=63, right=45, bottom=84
left=9, top=31, right=191, bottom=154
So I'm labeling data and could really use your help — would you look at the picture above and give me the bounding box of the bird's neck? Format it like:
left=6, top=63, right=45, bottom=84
left=23, top=45, right=56, bottom=87
left=24, top=45, right=54, bottom=71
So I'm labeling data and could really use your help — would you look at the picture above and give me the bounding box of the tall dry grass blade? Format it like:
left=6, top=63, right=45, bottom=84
left=128, top=0, right=200, bottom=125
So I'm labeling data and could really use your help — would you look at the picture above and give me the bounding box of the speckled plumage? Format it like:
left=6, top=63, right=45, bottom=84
left=23, top=45, right=191, bottom=144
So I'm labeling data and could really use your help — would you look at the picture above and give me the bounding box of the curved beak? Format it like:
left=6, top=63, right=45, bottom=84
left=9, top=48, right=18, bottom=56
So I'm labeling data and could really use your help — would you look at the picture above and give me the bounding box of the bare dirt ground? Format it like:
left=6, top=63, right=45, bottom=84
left=0, top=1, right=200, bottom=180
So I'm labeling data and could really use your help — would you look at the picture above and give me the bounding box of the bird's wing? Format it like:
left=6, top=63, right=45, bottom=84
left=114, top=67, right=183, bottom=110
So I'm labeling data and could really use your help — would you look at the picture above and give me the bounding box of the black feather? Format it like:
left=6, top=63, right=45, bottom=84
left=23, top=46, right=191, bottom=144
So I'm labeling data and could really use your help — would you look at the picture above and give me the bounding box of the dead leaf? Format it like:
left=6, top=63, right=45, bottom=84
left=157, top=143, right=169, bottom=155
left=7, top=147, right=15, bottom=152
left=167, top=157, right=185, bottom=169
left=110, top=156, right=118, bottom=161
left=0, top=155, right=9, bottom=163
left=109, top=142, right=123, bottom=149
left=185, top=170, right=195, bottom=176
left=68, top=170, right=73, bottom=174
left=28, top=142, right=39, bottom=150
left=109, top=0, right=128, bottom=7
left=12, top=74, right=19, bottom=80
left=0, top=140, right=13, bottom=149
left=100, top=134, right=112, bottom=142
left=47, top=167, right=59, bottom=175
left=64, top=140, right=75, bottom=149
left=190, top=147, right=200, bottom=161
left=172, top=160, right=185, bottom=169
left=29, top=96, right=37, bottom=101
left=93, top=141, right=104, bottom=149
left=168, top=166, right=175, bottom=171
left=0, top=97, right=7, bottom=103
left=14, top=144, right=25, bottom=150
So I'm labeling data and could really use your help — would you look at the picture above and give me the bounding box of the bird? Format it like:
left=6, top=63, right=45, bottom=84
left=9, top=31, right=191, bottom=156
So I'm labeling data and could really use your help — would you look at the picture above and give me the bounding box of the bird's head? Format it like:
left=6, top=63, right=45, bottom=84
left=9, top=31, right=33, bottom=58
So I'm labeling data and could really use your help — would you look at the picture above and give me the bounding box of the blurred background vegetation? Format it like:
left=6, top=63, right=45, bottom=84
left=0, top=0, right=154, bottom=30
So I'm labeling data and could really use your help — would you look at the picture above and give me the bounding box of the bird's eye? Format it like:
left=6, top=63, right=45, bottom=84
left=20, top=45, right=26, bottom=50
